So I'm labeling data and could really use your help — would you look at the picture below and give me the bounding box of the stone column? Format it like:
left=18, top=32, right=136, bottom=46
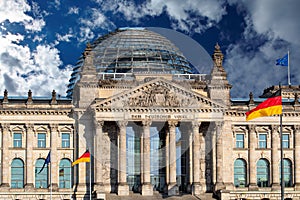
left=248, top=125, right=258, bottom=190
left=142, top=120, right=152, bottom=196
left=294, top=125, right=300, bottom=189
left=187, top=127, right=193, bottom=193
left=25, top=124, right=34, bottom=189
left=168, top=120, right=179, bottom=196
left=94, top=120, right=104, bottom=193
left=50, top=124, right=59, bottom=191
left=165, top=125, right=169, bottom=193
left=0, top=123, right=10, bottom=188
left=199, top=126, right=206, bottom=192
left=214, top=122, right=225, bottom=191
left=271, top=125, right=280, bottom=190
left=192, top=121, right=201, bottom=195
left=117, top=121, right=129, bottom=196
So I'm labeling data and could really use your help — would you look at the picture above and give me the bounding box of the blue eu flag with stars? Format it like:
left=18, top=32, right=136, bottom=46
left=276, top=54, right=288, bottom=66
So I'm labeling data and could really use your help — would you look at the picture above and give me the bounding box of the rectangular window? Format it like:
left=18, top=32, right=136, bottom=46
left=37, top=133, right=46, bottom=148
left=61, top=133, right=70, bottom=148
left=13, top=133, right=22, bottom=148
left=236, top=134, right=244, bottom=148
left=282, top=134, right=290, bottom=148
left=259, top=134, right=267, bottom=148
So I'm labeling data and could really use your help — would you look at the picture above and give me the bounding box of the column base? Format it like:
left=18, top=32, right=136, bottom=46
left=186, top=184, right=192, bottom=193
left=142, top=183, right=153, bottom=196
left=192, top=183, right=202, bottom=195
left=168, top=183, right=179, bottom=196
left=214, top=182, right=225, bottom=191
left=118, top=183, right=129, bottom=196
left=248, top=183, right=258, bottom=191
left=271, top=183, right=280, bottom=191
left=94, top=182, right=105, bottom=193
left=295, top=183, right=300, bottom=190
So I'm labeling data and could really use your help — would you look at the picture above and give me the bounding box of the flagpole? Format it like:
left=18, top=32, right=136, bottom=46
left=279, top=84, right=284, bottom=200
left=50, top=161, right=52, bottom=200
left=288, top=50, right=290, bottom=85
left=89, top=150, right=92, bottom=200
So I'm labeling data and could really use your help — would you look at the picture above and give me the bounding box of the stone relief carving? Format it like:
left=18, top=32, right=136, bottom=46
left=124, top=85, right=196, bottom=107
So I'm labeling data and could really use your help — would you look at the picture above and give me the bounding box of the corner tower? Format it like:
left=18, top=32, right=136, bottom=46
left=207, top=43, right=231, bottom=106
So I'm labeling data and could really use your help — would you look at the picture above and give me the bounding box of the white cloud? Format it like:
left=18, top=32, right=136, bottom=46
left=24, top=18, right=46, bottom=32
left=95, top=0, right=227, bottom=33
left=0, top=0, right=32, bottom=23
left=223, top=0, right=300, bottom=97
left=56, top=28, right=74, bottom=42
left=68, top=7, right=79, bottom=15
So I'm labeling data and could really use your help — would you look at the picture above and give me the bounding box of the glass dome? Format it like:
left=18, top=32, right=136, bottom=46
left=67, top=27, right=196, bottom=97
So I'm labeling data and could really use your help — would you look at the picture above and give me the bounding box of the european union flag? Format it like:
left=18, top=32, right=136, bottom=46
left=276, top=54, right=288, bottom=66
left=38, top=151, right=51, bottom=174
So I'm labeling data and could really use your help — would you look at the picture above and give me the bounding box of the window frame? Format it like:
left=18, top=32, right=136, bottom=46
left=59, top=159, right=72, bottom=188
left=13, top=133, right=22, bottom=148
left=61, top=133, right=70, bottom=148
left=11, top=158, right=24, bottom=188
left=234, top=158, right=247, bottom=187
left=282, top=134, right=290, bottom=148
left=236, top=133, right=245, bottom=148
left=257, top=158, right=270, bottom=187
left=258, top=133, right=267, bottom=148
left=37, top=133, right=46, bottom=148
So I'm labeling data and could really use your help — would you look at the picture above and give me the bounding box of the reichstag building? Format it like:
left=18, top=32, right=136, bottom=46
left=1, top=28, right=300, bottom=200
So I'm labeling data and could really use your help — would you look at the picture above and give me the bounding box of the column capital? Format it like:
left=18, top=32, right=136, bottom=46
left=1, top=123, right=10, bottom=131
left=168, top=120, right=178, bottom=128
left=294, top=125, right=300, bottom=132
left=49, top=124, right=59, bottom=132
left=142, top=119, right=152, bottom=127
left=94, top=120, right=104, bottom=128
left=25, top=123, right=34, bottom=131
left=192, top=121, right=201, bottom=129
left=247, top=124, right=256, bottom=132
left=117, top=121, right=128, bottom=129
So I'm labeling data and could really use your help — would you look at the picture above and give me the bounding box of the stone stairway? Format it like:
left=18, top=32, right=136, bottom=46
left=105, top=191, right=216, bottom=200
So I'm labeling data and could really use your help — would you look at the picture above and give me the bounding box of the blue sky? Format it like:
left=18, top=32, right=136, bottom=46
left=1, top=0, right=300, bottom=98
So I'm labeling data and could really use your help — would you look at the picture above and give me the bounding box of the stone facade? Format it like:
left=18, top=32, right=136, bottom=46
left=1, top=29, right=300, bottom=200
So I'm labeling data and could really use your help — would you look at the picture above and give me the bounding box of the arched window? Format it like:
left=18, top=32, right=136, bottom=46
left=59, top=159, right=72, bottom=188
left=35, top=159, right=48, bottom=188
left=257, top=159, right=270, bottom=187
left=280, top=158, right=293, bottom=187
left=11, top=158, right=24, bottom=188
left=234, top=159, right=247, bottom=187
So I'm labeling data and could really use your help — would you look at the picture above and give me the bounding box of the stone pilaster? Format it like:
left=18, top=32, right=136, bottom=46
left=214, top=122, right=225, bottom=191
left=50, top=124, right=59, bottom=191
left=271, top=125, right=280, bottom=190
left=25, top=124, right=34, bottom=190
left=94, top=120, right=104, bottom=193
left=192, top=121, right=202, bottom=195
left=294, top=125, right=300, bottom=189
left=248, top=125, right=258, bottom=190
left=117, top=121, right=129, bottom=196
left=0, top=123, right=10, bottom=188
left=142, top=120, right=152, bottom=196
left=168, top=120, right=179, bottom=196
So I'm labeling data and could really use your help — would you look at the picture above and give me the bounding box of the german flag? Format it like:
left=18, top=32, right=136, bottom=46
left=72, top=150, right=90, bottom=166
left=246, top=90, right=282, bottom=121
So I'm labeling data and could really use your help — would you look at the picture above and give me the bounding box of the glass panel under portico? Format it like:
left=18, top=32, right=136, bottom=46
left=125, top=122, right=188, bottom=193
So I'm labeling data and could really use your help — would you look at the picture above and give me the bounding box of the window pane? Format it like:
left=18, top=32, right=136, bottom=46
left=11, top=159, right=24, bottom=188
left=35, top=159, right=48, bottom=188
left=62, top=133, right=70, bottom=148
left=280, top=159, right=293, bottom=187
left=13, top=133, right=22, bottom=148
left=59, top=159, right=72, bottom=188
left=259, top=134, right=267, bottom=148
left=234, top=159, right=246, bottom=187
left=257, top=159, right=269, bottom=187
left=282, top=134, right=289, bottom=148
left=236, top=134, right=244, bottom=148
left=38, top=133, right=46, bottom=148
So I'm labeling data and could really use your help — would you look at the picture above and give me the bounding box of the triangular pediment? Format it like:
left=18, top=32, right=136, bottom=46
left=93, top=78, right=226, bottom=112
